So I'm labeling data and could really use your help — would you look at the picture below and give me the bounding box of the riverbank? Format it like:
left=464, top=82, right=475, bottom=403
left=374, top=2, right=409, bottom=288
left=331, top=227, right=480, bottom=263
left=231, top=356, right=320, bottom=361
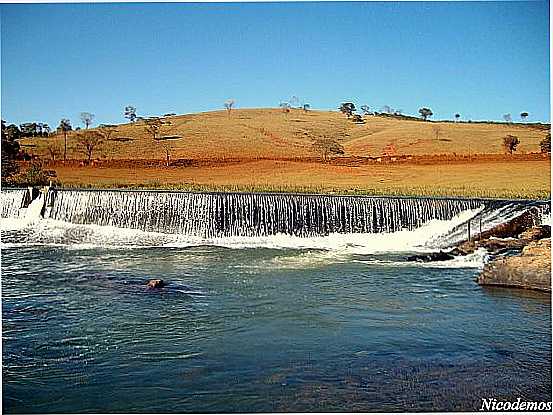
left=31, top=158, right=551, bottom=199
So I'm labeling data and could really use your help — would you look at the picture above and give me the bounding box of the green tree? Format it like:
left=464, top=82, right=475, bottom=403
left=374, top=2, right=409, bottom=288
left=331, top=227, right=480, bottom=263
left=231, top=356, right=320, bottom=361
left=339, top=102, right=356, bottom=118
left=503, top=134, right=520, bottom=154
left=360, top=105, right=370, bottom=115
left=312, top=138, right=345, bottom=161
left=124, top=105, right=137, bottom=122
left=418, top=107, right=433, bottom=121
left=1, top=123, right=20, bottom=184
left=540, top=133, right=551, bottom=153
left=58, top=119, right=72, bottom=162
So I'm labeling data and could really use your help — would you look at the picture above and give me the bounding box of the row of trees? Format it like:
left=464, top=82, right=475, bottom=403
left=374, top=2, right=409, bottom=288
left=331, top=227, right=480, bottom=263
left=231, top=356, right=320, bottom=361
left=338, top=102, right=533, bottom=124
left=502, top=133, right=550, bottom=154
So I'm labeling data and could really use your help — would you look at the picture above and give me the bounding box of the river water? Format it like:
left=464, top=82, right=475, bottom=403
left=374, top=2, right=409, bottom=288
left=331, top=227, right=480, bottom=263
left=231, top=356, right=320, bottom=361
left=1, top=193, right=551, bottom=412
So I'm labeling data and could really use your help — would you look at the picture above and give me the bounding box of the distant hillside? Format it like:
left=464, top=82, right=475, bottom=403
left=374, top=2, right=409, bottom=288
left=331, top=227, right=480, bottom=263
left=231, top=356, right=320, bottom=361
left=19, top=109, right=550, bottom=161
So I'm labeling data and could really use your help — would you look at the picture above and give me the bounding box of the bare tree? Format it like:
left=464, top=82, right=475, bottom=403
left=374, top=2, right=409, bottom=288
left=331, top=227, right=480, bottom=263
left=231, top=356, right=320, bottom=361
left=224, top=99, right=235, bottom=116
left=46, top=144, right=60, bottom=161
left=144, top=117, right=170, bottom=140
left=99, top=124, right=118, bottom=141
left=80, top=112, right=95, bottom=129
left=77, top=130, right=103, bottom=164
left=503, top=134, right=519, bottom=154
left=279, top=102, right=291, bottom=113
left=381, top=105, right=393, bottom=114
left=433, top=125, right=441, bottom=140
left=503, top=113, right=512, bottom=123
left=160, top=141, right=173, bottom=166
left=124, top=105, right=137, bottom=122
left=58, top=118, right=72, bottom=162
left=360, top=105, right=371, bottom=115
left=290, top=96, right=300, bottom=108
left=312, top=138, right=345, bottom=162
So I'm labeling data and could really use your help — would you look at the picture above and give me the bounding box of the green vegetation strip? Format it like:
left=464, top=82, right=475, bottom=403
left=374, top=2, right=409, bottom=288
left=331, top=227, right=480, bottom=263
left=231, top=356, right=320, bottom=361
left=58, top=181, right=550, bottom=201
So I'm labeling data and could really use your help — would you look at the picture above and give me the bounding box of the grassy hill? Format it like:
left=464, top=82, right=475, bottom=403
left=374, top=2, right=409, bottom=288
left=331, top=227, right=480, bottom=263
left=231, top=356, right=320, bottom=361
left=20, top=109, right=550, bottom=161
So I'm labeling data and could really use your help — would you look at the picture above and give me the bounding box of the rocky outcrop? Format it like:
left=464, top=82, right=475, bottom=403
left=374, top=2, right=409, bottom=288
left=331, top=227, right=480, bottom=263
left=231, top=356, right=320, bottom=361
left=453, top=224, right=550, bottom=256
left=476, top=239, right=551, bottom=292
left=407, top=251, right=455, bottom=262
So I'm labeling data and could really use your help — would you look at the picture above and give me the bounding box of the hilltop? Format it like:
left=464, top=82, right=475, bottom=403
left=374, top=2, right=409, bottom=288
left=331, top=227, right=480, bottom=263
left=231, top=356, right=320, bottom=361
left=11, top=108, right=550, bottom=199
left=19, top=108, right=550, bottom=161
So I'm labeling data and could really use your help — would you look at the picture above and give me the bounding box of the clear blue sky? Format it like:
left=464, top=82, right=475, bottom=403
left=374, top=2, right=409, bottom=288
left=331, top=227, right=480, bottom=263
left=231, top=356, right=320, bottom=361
left=1, top=1, right=550, bottom=129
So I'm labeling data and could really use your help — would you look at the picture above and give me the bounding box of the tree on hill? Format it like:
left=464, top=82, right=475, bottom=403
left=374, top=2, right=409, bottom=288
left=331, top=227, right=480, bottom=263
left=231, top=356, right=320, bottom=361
left=20, top=123, right=38, bottom=138
left=503, top=113, right=512, bottom=123
left=279, top=102, right=291, bottom=113
left=418, top=107, right=433, bottom=121
left=99, top=124, right=118, bottom=141
left=58, top=118, right=72, bottom=162
left=540, top=133, right=551, bottom=153
left=144, top=117, right=170, bottom=140
left=312, top=138, right=344, bottom=162
left=2, top=121, right=21, bottom=142
left=339, top=103, right=356, bottom=118
left=124, top=105, right=137, bottom=122
left=77, top=130, right=103, bottom=164
left=80, top=112, right=95, bottom=129
left=303, top=103, right=310, bottom=112
left=160, top=141, right=173, bottom=167
left=360, top=105, right=370, bottom=115
left=520, top=112, right=529, bottom=121
left=224, top=99, right=235, bottom=116
left=1, top=120, right=20, bottom=184
left=503, top=134, right=519, bottom=154
left=454, top=113, right=461, bottom=122
left=290, top=96, right=300, bottom=108
left=351, top=114, right=364, bottom=124
left=46, top=144, right=61, bottom=161
left=433, top=125, right=441, bottom=140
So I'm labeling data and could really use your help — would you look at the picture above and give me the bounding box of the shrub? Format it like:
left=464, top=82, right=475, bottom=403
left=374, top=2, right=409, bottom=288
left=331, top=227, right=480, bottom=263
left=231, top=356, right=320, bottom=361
left=503, top=134, right=520, bottom=154
left=540, top=133, right=551, bottom=153
left=12, top=161, right=56, bottom=187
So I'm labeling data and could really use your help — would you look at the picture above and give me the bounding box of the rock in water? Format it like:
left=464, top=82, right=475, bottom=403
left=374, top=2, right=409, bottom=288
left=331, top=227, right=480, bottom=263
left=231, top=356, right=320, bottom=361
left=476, top=239, right=551, bottom=292
left=147, top=279, right=165, bottom=289
left=407, top=251, right=455, bottom=262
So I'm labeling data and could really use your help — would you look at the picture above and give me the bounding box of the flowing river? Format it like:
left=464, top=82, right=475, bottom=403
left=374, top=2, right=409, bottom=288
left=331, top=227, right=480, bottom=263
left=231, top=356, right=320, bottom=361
left=1, top=189, right=551, bottom=412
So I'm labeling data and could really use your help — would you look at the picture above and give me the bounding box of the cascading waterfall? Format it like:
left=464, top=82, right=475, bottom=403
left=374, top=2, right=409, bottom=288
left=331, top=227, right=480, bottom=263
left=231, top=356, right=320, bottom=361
left=41, top=189, right=489, bottom=237
left=0, top=188, right=30, bottom=218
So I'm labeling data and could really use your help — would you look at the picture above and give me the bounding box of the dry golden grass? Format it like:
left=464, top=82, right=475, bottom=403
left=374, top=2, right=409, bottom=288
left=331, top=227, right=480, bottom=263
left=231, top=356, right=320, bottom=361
left=20, top=109, right=550, bottom=161
left=52, top=159, right=550, bottom=199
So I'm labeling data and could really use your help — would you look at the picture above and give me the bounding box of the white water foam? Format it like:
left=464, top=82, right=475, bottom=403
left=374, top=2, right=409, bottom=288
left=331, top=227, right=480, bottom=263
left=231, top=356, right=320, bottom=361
left=1, top=207, right=480, bottom=253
